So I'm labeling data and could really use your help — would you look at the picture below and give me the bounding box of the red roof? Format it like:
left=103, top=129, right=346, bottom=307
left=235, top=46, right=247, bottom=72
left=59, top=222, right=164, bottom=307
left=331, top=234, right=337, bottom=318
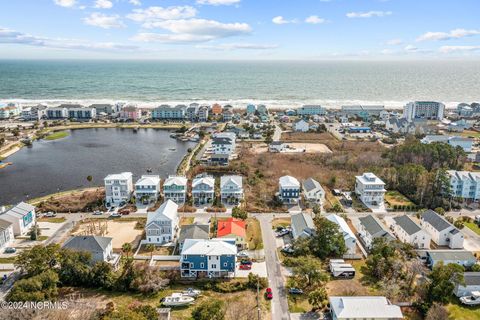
left=217, top=218, right=246, bottom=238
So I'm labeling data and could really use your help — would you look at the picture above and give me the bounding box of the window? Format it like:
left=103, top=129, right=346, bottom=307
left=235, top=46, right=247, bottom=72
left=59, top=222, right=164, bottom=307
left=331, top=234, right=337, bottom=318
left=223, top=262, right=227, bottom=267
left=200, top=263, right=204, bottom=268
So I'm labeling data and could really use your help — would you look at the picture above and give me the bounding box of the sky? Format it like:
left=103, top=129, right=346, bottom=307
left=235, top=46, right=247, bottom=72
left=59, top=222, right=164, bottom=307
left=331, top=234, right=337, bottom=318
left=0, top=0, right=479, bottom=60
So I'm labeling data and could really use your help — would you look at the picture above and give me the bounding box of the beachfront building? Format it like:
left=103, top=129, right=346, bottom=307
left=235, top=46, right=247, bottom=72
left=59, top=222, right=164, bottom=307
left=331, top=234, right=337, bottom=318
left=384, top=215, right=431, bottom=249
left=341, top=105, right=385, bottom=117
left=178, top=223, right=210, bottom=251
left=420, top=210, right=464, bottom=249
left=119, top=105, right=141, bottom=121
left=355, top=172, right=386, bottom=206
left=291, top=212, right=315, bottom=239
left=302, top=178, right=325, bottom=205
left=21, top=104, right=47, bottom=121
left=89, top=104, right=118, bottom=116
left=134, top=175, right=161, bottom=204
left=198, top=105, right=209, bottom=122
left=62, top=236, right=117, bottom=266
left=403, top=101, right=445, bottom=122
left=0, top=104, right=20, bottom=119
left=447, top=170, right=480, bottom=201
left=151, top=104, right=187, bottom=120
left=65, top=105, right=96, bottom=120
left=455, top=272, right=480, bottom=297
left=296, top=105, right=326, bottom=116
left=257, top=104, right=268, bottom=115
left=222, top=108, right=234, bottom=122
left=426, top=250, right=476, bottom=269
left=217, top=218, right=247, bottom=249
left=356, top=214, right=394, bottom=249
left=0, top=202, right=36, bottom=236
left=186, top=103, right=199, bottom=122
left=163, top=175, right=188, bottom=204
left=246, top=104, right=256, bottom=114
left=457, top=103, right=475, bottom=117
left=104, top=172, right=134, bottom=207
left=180, top=238, right=236, bottom=278
left=0, top=219, right=14, bottom=250
left=145, top=200, right=179, bottom=244
left=192, top=174, right=215, bottom=205
left=278, top=175, right=301, bottom=204
left=46, top=106, right=68, bottom=119
left=329, top=296, right=403, bottom=320
left=421, top=135, right=473, bottom=152
left=326, top=214, right=357, bottom=255
left=211, top=103, right=223, bottom=116
left=294, top=119, right=310, bottom=132
left=220, top=175, right=243, bottom=205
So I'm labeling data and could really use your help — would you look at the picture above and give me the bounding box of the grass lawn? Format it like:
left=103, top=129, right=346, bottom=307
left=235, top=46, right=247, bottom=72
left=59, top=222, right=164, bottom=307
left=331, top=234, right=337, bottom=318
left=271, top=218, right=291, bottom=230
left=45, top=130, right=70, bottom=140
left=246, top=218, right=263, bottom=250
left=465, top=222, right=480, bottom=236
left=180, top=217, right=194, bottom=226
left=459, top=130, right=480, bottom=139
left=38, top=217, right=66, bottom=223
left=137, top=244, right=173, bottom=256
left=288, top=294, right=312, bottom=313
left=0, top=257, right=16, bottom=264
left=385, top=190, right=415, bottom=207
left=447, top=300, right=480, bottom=320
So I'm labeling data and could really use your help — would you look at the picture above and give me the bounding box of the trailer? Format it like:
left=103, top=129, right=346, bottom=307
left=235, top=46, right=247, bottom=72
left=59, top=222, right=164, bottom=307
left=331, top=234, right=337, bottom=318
left=328, top=259, right=345, bottom=271
left=331, top=266, right=356, bottom=278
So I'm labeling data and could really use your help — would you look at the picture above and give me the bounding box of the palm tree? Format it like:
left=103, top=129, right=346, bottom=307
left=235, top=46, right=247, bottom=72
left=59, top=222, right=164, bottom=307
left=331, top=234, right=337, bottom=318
left=122, top=243, right=132, bottom=259
left=86, top=175, right=93, bottom=184
left=146, top=244, right=155, bottom=260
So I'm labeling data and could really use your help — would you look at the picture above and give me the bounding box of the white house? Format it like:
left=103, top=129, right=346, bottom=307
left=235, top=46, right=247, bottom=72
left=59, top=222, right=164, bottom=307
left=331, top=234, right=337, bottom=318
left=104, top=172, right=133, bottom=207
left=455, top=272, right=480, bottom=297
left=145, top=200, right=179, bottom=244
left=0, top=219, right=14, bottom=250
left=0, top=202, right=36, bottom=236
left=326, top=214, right=357, bottom=255
left=355, top=172, right=386, bottom=206
left=385, top=215, right=431, bottom=249
left=329, top=296, right=403, bottom=320
left=420, top=210, right=464, bottom=249
left=163, top=175, right=188, bottom=204
left=134, top=175, right=161, bottom=204
left=302, top=178, right=325, bottom=205
left=278, top=175, right=301, bottom=204
left=356, top=214, right=395, bottom=249
left=421, top=135, right=473, bottom=152
left=291, top=213, right=315, bottom=239
left=212, top=137, right=235, bottom=155
left=62, top=236, right=117, bottom=266
left=220, top=175, right=243, bottom=205
left=447, top=170, right=480, bottom=201
left=269, top=141, right=286, bottom=153
left=294, top=119, right=309, bottom=132
left=192, top=174, right=215, bottom=205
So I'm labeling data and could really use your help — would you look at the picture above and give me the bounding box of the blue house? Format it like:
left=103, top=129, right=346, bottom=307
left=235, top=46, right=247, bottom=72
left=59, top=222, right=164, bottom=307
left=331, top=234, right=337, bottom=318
left=348, top=127, right=371, bottom=134
left=278, top=175, right=301, bottom=204
left=246, top=104, right=256, bottom=114
left=180, top=239, right=237, bottom=278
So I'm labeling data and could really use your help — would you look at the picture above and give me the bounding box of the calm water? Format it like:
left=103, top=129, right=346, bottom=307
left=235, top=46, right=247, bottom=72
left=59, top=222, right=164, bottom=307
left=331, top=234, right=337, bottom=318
left=0, top=128, right=195, bottom=204
left=0, top=60, right=479, bottom=108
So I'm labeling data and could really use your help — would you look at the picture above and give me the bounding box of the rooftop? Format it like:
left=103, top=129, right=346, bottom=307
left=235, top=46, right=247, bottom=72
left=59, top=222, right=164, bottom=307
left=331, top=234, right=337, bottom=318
left=182, top=238, right=237, bottom=256
left=147, top=200, right=178, bottom=224
left=421, top=210, right=454, bottom=232
left=393, top=215, right=422, bottom=235
left=217, top=218, right=246, bottom=238
left=63, top=235, right=112, bottom=252
left=279, top=175, right=300, bottom=188
left=329, top=296, right=403, bottom=319
left=178, top=224, right=210, bottom=244
left=2, top=202, right=35, bottom=218
left=427, top=250, right=476, bottom=262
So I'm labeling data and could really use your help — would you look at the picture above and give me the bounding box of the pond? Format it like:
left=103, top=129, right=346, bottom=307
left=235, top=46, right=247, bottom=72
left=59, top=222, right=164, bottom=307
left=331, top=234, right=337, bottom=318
left=0, top=128, right=196, bottom=204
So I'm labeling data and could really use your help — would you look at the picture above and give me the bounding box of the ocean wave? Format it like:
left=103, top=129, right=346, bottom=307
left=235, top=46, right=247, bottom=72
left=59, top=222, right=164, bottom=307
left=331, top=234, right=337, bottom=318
left=0, top=98, right=465, bottom=110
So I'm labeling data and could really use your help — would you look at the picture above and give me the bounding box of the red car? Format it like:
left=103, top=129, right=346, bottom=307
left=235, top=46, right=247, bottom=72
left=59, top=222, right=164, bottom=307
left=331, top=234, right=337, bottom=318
left=265, top=288, right=273, bottom=300
left=119, top=209, right=130, bottom=215
left=239, top=264, right=252, bottom=270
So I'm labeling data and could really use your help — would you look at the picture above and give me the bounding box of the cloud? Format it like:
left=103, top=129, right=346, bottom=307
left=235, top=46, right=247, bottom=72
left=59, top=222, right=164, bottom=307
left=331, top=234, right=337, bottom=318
left=0, top=26, right=138, bottom=52
left=131, top=18, right=251, bottom=43
left=272, top=16, right=296, bottom=25
left=196, top=0, right=241, bottom=6
left=127, top=6, right=197, bottom=24
left=129, top=0, right=141, bottom=5
left=94, top=0, right=113, bottom=9
left=83, top=13, right=125, bottom=29
left=386, top=38, right=402, bottom=45
left=404, top=44, right=418, bottom=52
left=197, top=43, right=278, bottom=50
left=417, top=28, right=480, bottom=42
left=53, top=0, right=76, bottom=7
left=305, top=16, right=327, bottom=24
left=346, top=11, right=392, bottom=18
left=439, top=45, right=480, bottom=53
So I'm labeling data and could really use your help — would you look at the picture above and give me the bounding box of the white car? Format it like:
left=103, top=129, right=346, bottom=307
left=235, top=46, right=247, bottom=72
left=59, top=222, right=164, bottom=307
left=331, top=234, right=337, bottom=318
left=93, top=210, right=103, bottom=215
left=237, top=251, right=249, bottom=258
left=275, top=229, right=290, bottom=237
left=110, top=212, right=121, bottom=218
left=44, top=211, right=56, bottom=217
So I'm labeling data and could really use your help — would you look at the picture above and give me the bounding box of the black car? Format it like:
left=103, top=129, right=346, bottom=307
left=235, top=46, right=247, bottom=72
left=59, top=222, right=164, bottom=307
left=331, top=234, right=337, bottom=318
left=289, top=288, right=304, bottom=295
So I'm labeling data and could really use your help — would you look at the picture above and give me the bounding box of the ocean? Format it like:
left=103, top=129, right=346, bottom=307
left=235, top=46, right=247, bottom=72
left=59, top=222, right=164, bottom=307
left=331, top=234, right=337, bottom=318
left=0, top=60, right=479, bottom=109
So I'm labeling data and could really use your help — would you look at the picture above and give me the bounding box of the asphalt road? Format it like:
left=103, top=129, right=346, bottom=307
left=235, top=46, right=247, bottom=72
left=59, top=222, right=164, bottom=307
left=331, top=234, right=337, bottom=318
left=258, top=214, right=290, bottom=320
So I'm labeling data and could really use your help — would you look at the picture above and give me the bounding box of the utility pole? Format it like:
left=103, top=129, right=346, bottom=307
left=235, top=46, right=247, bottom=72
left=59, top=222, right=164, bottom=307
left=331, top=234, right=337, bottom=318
left=256, top=277, right=261, bottom=320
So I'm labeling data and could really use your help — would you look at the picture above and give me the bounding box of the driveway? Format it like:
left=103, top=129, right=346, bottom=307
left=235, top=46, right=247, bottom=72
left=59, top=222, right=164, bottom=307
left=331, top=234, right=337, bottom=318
left=462, top=226, right=480, bottom=251
left=258, top=214, right=290, bottom=320
left=236, top=262, right=267, bottom=278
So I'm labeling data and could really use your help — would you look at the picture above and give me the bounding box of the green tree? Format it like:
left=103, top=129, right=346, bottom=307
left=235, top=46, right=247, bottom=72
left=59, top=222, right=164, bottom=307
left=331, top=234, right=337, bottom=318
left=285, top=256, right=328, bottom=288
left=232, top=206, right=248, bottom=220
left=145, top=244, right=155, bottom=259
left=191, top=299, right=225, bottom=320
left=309, top=216, right=347, bottom=259
left=434, top=207, right=446, bottom=216
left=57, top=249, right=92, bottom=287
left=15, top=244, right=60, bottom=276
left=28, top=223, right=41, bottom=241
left=307, top=287, right=328, bottom=310
left=86, top=175, right=93, bottom=184
left=7, top=270, right=59, bottom=302
left=122, top=243, right=132, bottom=259
left=90, top=261, right=115, bottom=289
left=0, top=137, right=5, bottom=147
left=426, top=263, right=464, bottom=304
left=425, top=303, right=449, bottom=320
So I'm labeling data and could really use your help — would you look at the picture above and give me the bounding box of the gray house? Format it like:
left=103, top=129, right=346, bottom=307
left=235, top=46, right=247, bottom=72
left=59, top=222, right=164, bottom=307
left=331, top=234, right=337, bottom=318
left=178, top=223, right=210, bottom=251
left=62, top=236, right=115, bottom=265
left=455, top=272, right=480, bottom=297
left=356, top=214, right=395, bottom=249
left=426, top=250, right=477, bottom=269
left=291, top=212, right=316, bottom=239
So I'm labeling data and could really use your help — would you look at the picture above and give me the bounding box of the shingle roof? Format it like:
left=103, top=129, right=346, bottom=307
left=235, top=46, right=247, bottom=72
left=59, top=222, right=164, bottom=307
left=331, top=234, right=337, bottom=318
left=421, top=210, right=452, bottom=232
left=217, top=218, right=246, bottom=238
left=63, top=236, right=112, bottom=252
left=291, top=213, right=315, bottom=238
left=464, top=272, right=480, bottom=286
left=427, top=250, right=476, bottom=262
left=178, top=224, right=210, bottom=244
left=393, top=215, right=422, bottom=235
left=359, top=215, right=394, bottom=240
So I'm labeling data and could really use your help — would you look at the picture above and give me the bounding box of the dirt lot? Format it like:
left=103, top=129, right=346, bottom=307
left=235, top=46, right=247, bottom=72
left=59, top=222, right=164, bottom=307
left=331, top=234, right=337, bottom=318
left=71, top=220, right=143, bottom=249
left=326, top=260, right=378, bottom=296
left=250, top=142, right=332, bottom=154
left=226, top=132, right=387, bottom=212
left=32, top=187, right=105, bottom=213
